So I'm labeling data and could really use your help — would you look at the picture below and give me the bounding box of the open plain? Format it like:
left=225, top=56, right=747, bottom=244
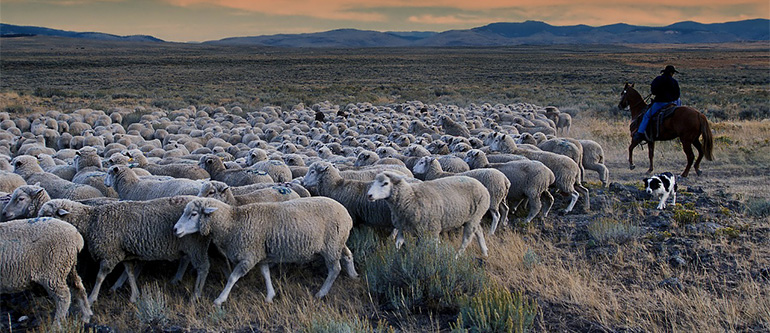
left=1, top=36, right=769, bottom=332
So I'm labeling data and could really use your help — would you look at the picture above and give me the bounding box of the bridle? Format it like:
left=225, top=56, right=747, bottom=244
left=620, top=88, right=651, bottom=111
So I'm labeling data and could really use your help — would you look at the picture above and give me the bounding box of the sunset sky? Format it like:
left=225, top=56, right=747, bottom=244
left=1, top=0, right=768, bottom=42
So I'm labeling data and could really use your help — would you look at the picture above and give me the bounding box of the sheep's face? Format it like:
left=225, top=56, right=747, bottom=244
left=3, top=186, right=44, bottom=220
left=355, top=152, right=372, bottom=167
left=302, top=163, right=329, bottom=188
left=412, top=156, right=432, bottom=175
left=175, top=200, right=218, bottom=237
left=37, top=200, right=70, bottom=220
left=367, top=174, right=394, bottom=201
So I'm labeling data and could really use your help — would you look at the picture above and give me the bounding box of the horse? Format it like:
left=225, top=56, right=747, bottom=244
left=618, top=82, right=713, bottom=178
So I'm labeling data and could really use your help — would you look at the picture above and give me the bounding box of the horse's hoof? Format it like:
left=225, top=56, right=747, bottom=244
left=696, top=170, right=702, bottom=176
left=646, top=169, right=653, bottom=174
left=629, top=165, right=636, bottom=170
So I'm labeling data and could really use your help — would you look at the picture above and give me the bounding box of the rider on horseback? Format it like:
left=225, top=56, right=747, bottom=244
left=633, top=65, right=681, bottom=142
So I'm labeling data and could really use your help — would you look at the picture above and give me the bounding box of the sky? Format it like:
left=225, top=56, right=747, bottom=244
left=1, top=0, right=768, bottom=42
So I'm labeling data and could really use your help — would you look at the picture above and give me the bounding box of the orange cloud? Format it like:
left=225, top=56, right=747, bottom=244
left=407, top=14, right=506, bottom=25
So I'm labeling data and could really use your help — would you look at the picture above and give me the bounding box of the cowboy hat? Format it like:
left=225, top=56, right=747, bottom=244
left=661, top=65, right=679, bottom=74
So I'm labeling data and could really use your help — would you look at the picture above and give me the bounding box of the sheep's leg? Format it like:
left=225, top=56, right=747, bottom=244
left=488, top=208, right=501, bottom=235
left=259, top=263, right=277, bottom=303
left=499, top=199, right=510, bottom=227
left=215, top=260, right=254, bottom=306
left=389, top=228, right=399, bottom=240
left=123, top=262, right=140, bottom=303
left=110, top=262, right=143, bottom=293
left=541, top=191, right=554, bottom=218
left=171, top=256, right=191, bottom=284
left=341, top=246, right=358, bottom=279
left=457, top=222, right=477, bottom=256
left=43, top=280, right=71, bottom=325
left=474, top=227, right=489, bottom=257
left=316, top=255, right=342, bottom=299
left=395, top=229, right=405, bottom=249
left=524, top=194, right=542, bottom=224
left=89, top=261, right=116, bottom=305
left=563, top=191, right=579, bottom=213
left=576, top=182, right=590, bottom=211
left=68, top=264, right=92, bottom=323
left=191, top=255, right=211, bottom=301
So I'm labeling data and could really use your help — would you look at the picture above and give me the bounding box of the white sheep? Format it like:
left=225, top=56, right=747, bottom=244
left=12, top=155, right=103, bottom=200
left=464, top=149, right=555, bottom=227
left=367, top=171, right=490, bottom=256
left=1, top=217, right=93, bottom=324
left=124, top=149, right=210, bottom=180
left=490, top=134, right=589, bottom=213
left=0, top=170, right=26, bottom=193
left=197, top=180, right=300, bottom=205
left=413, top=156, right=511, bottom=234
left=199, top=154, right=273, bottom=186
left=104, top=165, right=201, bottom=200
left=173, top=197, right=358, bottom=305
left=578, top=139, right=609, bottom=187
left=302, top=161, right=394, bottom=229
left=37, top=197, right=211, bottom=304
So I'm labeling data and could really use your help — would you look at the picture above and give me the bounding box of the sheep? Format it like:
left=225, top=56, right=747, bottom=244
left=125, top=149, right=209, bottom=180
left=437, top=115, right=471, bottom=137
left=536, top=138, right=585, bottom=184
left=35, top=154, right=77, bottom=181
left=2, top=183, right=51, bottom=221
left=463, top=149, right=555, bottom=226
left=199, top=154, right=273, bottom=186
left=0, top=217, right=93, bottom=324
left=12, top=155, right=103, bottom=200
left=248, top=159, right=292, bottom=183
left=0, top=170, right=26, bottom=193
left=197, top=180, right=300, bottom=205
left=173, top=197, right=358, bottom=305
left=302, top=161, right=394, bottom=229
left=367, top=171, right=490, bottom=256
left=37, top=197, right=211, bottom=304
left=71, top=148, right=119, bottom=198
left=578, top=139, right=609, bottom=187
left=104, top=165, right=201, bottom=200
left=490, top=134, right=589, bottom=213
left=412, top=156, right=511, bottom=233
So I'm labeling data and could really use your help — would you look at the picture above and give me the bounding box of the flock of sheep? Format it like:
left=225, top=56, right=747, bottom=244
left=0, top=101, right=608, bottom=325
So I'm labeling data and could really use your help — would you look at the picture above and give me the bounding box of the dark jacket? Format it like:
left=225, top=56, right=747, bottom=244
left=651, top=74, right=680, bottom=103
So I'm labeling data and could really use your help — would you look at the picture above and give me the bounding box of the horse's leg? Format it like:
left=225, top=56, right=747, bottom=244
left=680, top=138, right=695, bottom=178
left=692, top=140, right=704, bottom=176
left=647, top=141, right=655, bottom=174
left=628, top=138, right=641, bottom=170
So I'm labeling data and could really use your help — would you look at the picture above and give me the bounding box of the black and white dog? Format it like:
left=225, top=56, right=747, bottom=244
left=644, top=172, right=677, bottom=209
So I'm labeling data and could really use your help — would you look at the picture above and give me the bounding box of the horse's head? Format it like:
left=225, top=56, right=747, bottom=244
left=618, top=82, right=635, bottom=110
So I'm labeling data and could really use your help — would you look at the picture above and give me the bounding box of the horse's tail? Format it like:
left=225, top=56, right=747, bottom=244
left=700, top=113, right=714, bottom=161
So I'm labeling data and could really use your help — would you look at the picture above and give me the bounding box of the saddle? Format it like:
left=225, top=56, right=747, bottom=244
left=631, top=104, right=678, bottom=141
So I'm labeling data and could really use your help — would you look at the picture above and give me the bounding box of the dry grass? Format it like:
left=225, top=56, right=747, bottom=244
left=1, top=41, right=768, bottom=332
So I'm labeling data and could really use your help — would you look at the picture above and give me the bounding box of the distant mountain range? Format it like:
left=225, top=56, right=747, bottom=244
left=0, top=23, right=164, bottom=42
left=2, top=19, right=768, bottom=47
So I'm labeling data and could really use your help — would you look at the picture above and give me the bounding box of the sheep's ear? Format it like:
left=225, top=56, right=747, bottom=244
left=218, top=185, right=229, bottom=193
left=57, top=208, right=70, bottom=216
left=203, top=207, right=218, bottom=215
left=33, top=182, right=41, bottom=187
left=110, top=165, right=120, bottom=173
left=33, top=187, right=45, bottom=196
left=75, top=150, right=81, bottom=156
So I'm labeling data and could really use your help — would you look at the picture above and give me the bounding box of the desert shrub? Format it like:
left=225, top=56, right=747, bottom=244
left=305, top=316, right=393, bottom=333
left=3, top=104, right=25, bottom=113
left=588, top=218, right=641, bottom=245
left=522, top=248, right=540, bottom=269
left=451, top=283, right=538, bottom=333
left=33, top=87, right=74, bottom=98
left=135, top=282, right=169, bottom=329
left=346, top=226, right=385, bottom=268
left=365, top=239, right=487, bottom=314
left=746, top=198, right=770, bottom=218
left=673, top=208, right=699, bottom=224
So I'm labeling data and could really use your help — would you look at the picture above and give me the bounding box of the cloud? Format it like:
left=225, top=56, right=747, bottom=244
left=407, top=14, right=505, bottom=25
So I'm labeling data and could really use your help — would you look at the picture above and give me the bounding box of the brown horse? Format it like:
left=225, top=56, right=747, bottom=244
left=618, top=82, right=713, bottom=177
